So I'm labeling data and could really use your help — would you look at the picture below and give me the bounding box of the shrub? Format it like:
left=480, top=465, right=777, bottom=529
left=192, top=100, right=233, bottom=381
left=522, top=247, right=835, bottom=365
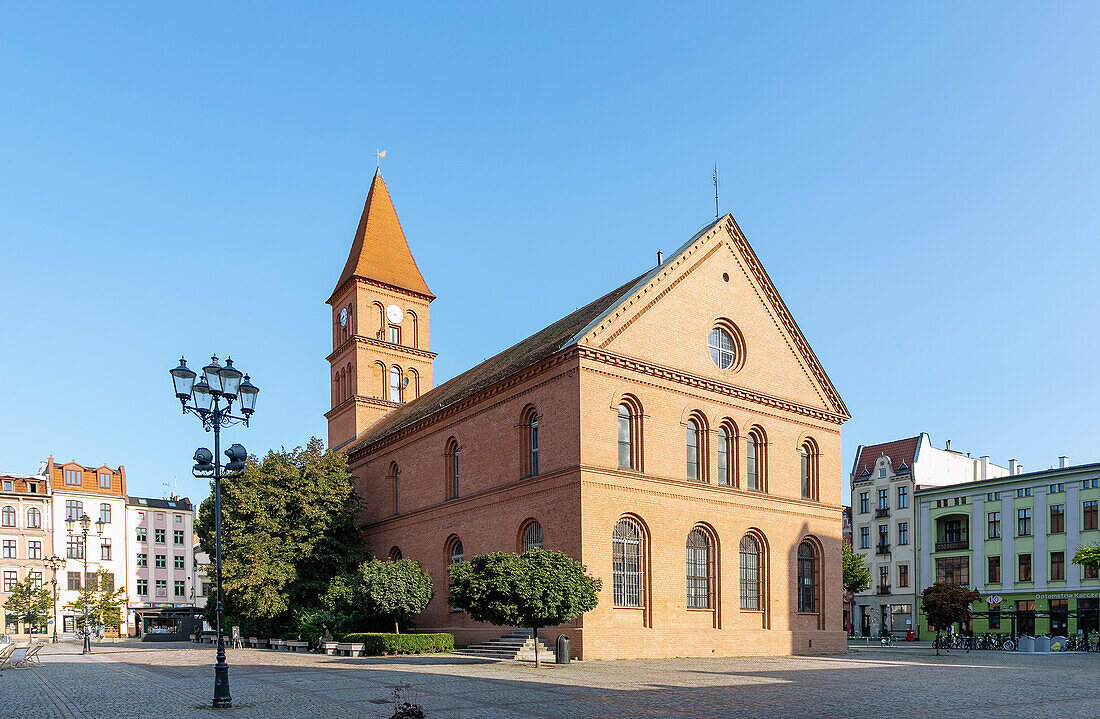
left=339, top=632, right=454, bottom=655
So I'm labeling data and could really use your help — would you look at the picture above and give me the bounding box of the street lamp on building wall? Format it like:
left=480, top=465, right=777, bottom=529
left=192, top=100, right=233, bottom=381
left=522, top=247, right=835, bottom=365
left=170, top=356, right=258, bottom=710
left=64, top=513, right=105, bottom=654
left=44, top=554, right=66, bottom=643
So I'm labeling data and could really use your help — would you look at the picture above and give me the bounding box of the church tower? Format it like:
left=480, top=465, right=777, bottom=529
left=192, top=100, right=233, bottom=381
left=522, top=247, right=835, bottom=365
left=326, top=170, right=435, bottom=450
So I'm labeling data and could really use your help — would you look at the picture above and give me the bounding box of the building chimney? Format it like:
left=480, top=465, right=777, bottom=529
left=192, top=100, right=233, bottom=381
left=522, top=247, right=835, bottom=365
left=656, top=250, right=663, bottom=266
left=945, top=439, right=952, bottom=451
left=1009, top=459, right=1018, bottom=475
left=980, top=456, right=989, bottom=480
left=1017, top=463, right=1024, bottom=475
left=1059, top=456, right=1069, bottom=469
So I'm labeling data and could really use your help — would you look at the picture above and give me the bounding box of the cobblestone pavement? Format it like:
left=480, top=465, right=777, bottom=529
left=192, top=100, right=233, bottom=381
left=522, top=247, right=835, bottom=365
left=2, top=640, right=1097, bottom=719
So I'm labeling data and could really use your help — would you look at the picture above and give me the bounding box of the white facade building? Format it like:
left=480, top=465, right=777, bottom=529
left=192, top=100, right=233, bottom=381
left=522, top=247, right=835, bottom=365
left=849, top=434, right=1009, bottom=637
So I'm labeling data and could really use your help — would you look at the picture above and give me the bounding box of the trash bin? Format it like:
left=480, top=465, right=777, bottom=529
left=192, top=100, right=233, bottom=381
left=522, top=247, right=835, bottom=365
left=556, top=634, right=570, bottom=664
left=1035, top=635, right=1051, bottom=653
left=906, top=629, right=915, bottom=642
left=1018, top=635, right=1035, bottom=653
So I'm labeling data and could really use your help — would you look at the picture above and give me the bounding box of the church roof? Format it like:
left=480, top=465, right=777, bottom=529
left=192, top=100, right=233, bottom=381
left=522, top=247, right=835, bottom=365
left=342, top=218, right=726, bottom=456
left=331, top=171, right=433, bottom=301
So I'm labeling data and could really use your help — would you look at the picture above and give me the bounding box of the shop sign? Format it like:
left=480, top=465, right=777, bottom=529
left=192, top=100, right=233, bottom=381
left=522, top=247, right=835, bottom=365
left=986, top=595, right=1002, bottom=605
left=1036, top=592, right=1100, bottom=599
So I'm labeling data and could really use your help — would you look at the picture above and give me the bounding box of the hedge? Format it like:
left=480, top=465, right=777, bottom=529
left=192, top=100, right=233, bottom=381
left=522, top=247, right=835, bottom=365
left=339, top=632, right=454, bottom=655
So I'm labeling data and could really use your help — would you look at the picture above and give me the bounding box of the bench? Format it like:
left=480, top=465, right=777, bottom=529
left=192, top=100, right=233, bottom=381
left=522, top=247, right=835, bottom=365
left=285, top=641, right=309, bottom=653
left=269, top=639, right=286, bottom=651
left=336, top=642, right=365, bottom=657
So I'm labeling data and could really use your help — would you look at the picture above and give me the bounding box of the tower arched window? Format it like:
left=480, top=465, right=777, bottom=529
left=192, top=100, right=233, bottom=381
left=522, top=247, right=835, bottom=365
left=617, top=398, right=643, bottom=471
left=797, top=541, right=819, bottom=613
left=445, top=438, right=459, bottom=499
left=686, top=528, right=713, bottom=609
left=408, top=310, right=419, bottom=349
left=612, top=517, right=644, bottom=607
left=389, top=366, right=403, bottom=403
left=739, top=534, right=762, bottom=610
left=717, top=425, right=732, bottom=486
left=525, top=409, right=540, bottom=476
left=746, top=428, right=767, bottom=491
left=521, top=520, right=544, bottom=552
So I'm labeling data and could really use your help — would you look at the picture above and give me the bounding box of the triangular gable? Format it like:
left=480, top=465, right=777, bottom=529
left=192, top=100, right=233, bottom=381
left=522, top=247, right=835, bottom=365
left=570, top=214, right=848, bottom=419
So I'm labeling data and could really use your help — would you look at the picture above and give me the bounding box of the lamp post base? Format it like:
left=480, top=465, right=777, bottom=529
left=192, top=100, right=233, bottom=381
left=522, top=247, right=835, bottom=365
left=213, top=661, right=232, bottom=708
left=82, top=635, right=91, bottom=655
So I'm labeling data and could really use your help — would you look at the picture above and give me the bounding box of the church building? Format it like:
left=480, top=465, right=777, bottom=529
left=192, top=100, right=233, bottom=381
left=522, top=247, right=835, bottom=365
left=326, top=170, right=850, bottom=659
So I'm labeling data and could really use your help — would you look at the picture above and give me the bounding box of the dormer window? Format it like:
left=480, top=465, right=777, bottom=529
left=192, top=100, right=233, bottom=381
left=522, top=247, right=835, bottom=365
left=1, top=480, right=11, bottom=492
left=878, top=467, right=887, bottom=479
left=64, top=469, right=81, bottom=486
left=99, top=472, right=111, bottom=489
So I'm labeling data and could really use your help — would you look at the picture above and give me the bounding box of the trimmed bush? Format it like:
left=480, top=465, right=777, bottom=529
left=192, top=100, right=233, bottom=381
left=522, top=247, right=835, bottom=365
left=339, top=632, right=454, bottom=655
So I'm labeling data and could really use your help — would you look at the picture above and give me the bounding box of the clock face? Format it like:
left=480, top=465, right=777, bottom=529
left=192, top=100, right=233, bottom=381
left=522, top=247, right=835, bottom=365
left=386, top=304, right=404, bottom=325
left=339, top=308, right=348, bottom=328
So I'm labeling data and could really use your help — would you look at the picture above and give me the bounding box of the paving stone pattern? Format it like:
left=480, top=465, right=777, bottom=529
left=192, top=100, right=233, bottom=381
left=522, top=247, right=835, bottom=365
left=2, top=641, right=1098, bottom=718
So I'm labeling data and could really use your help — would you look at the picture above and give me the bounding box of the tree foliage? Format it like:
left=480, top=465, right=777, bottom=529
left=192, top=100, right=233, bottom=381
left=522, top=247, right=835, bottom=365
left=448, top=549, right=601, bottom=666
left=1073, top=542, right=1100, bottom=575
left=920, top=582, right=981, bottom=654
left=70, top=567, right=128, bottom=629
left=195, top=438, right=363, bottom=635
left=842, top=540, right=871, bottom=596
left=324, top=559, right=433, bottom=634
left=3, top=577, right=51, bottom=629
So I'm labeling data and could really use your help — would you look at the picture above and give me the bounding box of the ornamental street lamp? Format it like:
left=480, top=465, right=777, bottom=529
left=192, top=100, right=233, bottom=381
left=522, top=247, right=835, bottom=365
left=44, top=554, right=66, bottom=643
left=64, top=512, right=104, bottom=654
left=171, top=356, right=258, bottom=710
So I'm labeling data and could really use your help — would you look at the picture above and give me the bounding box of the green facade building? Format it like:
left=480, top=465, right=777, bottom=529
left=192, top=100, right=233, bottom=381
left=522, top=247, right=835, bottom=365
left=916, top=460, right=1100, bottom=639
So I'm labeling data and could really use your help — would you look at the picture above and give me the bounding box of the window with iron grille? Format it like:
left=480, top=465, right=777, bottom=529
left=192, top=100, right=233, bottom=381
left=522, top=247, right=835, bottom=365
left=685, top=529, right=711, bottom=608
left=796, top=542, right=818, bottom=613
left=739, top=534, right=761, bottom=610
left=522, top=522, right=543, bottom=552
left=612, top=518, right=643, bottom=607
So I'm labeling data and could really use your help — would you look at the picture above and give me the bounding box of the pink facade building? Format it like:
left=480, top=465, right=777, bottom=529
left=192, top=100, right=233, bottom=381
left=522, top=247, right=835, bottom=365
left=125, top=495, right=197, bottom=637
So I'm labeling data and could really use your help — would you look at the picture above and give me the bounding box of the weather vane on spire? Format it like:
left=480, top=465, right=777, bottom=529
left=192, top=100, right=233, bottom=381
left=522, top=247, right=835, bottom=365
left=375, top=149, right=387, bottom=171
left=712, top=163, right=720, bottom=219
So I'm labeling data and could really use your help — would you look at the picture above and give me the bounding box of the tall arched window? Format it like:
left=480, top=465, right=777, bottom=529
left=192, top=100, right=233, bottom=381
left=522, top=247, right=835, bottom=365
left=345, top=363, right=353, bottom=397
left=800, top=440, right=819, bottom=501
left=746, top=434, right=758, bottom=489
left=446, top=438, right=460, bottom=499
left=739, top=534, right=762, bottom=610
left=717, top=426, right=731, bottom=486
left=797, top=541, right=819, bottom=613
left=612, top=518, right=644, bottom=607
left=618, top=403, right=633, bottom=469
left=746, top=428, right=766, bottom=491
left=374, top=303, right=386, bottom=339
left=27, top=507, right=41, bottom=529
left=523, top=408, right=539, bottom=477
left=686, top=419, right=700, bottom=481
left=389, top=366, right=403, bottom=403
left=521, top=521, right=544, bottom=552
left=389, top=462, right=400, bottom=515
left=389, top=547, right=402, bottom=561
left=408, top=368, right=420, bottom=399
left=408, top=310, right=419, bottom=348
left=686, top=529, right=713, bottom=608
left=450, top=539, right=464, bottom=565
left=1, top=506, right=14, bottom=527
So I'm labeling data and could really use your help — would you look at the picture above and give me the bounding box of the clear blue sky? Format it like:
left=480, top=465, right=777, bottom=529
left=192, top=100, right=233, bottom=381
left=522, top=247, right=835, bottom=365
left=2, top=3, right=1098, bottom=503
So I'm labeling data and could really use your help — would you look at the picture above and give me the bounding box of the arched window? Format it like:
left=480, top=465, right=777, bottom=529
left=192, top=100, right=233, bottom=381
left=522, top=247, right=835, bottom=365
left=389, top=462, right=400, bottom=515
left=450, top=539, right=464, bottom=565
left=797, top=541, right=819, bottom=613
left=346, top=363, right=353, bottom=398
left=746, top=434, right=758, bottom=489
left=618, top=404, right=633, bottom=469
left=1, top=506, right=14, bottom=527
left=746, top=428, right=766, bottom=491
left=522, top=408, right=540, bottom=477
left=374, top=303, right=386, bottom=339
left=27, top=507, right=41, bottom=529
left=686, top=529, right=713, bottom=609
left=739, top=534, right=762, bottom=610
left=717, top=426, right=731, bottom=486
left=408, top=310, right=419, bottom=349
left=446, top=438, right=459, bottom=499
left=617, top=397, right=643, bottom=471
left=521, top=521, right=544, bottom=552
left=408, top=368, right=420, bottom=399
left=389, top=547, right=402, bottom=561
left=612, top=518, right=644, bottom=607
left=800, top=440, right=819, bottom=501
left=686, top=419, right=700, bottom=481
left=389, top=366, right=403, bottom=403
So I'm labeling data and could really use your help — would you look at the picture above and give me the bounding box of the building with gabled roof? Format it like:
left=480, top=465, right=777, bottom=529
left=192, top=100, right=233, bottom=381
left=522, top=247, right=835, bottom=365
left=849, top=434, right=1009, bottom=638
left=326, top=172, right=849, bottom=658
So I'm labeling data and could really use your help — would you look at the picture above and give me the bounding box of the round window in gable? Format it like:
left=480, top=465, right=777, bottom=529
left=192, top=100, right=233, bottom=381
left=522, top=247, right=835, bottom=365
left=707, top=321, right=746, bottom=371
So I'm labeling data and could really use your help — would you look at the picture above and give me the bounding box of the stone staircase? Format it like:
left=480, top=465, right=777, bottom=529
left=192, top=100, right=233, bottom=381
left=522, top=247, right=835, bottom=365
left=456, top=630, right=554, bottom=661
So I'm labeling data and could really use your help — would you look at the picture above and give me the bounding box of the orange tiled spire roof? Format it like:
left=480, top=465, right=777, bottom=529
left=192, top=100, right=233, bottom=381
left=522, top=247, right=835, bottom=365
left=332, top=170, right=433, bottom=300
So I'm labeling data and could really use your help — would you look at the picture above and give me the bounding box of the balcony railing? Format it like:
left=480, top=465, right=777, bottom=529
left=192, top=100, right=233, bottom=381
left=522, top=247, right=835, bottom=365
left=876, top=543, right=890, bottom=555
left=935, top=539, right=969, bottom=552
left=875, top=507, right=890, bottom=519
left=877, top=585, right=891, bottom=595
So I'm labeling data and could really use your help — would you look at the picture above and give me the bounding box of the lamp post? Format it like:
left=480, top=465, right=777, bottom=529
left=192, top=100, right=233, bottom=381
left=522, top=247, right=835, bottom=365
left=44, top=554, right=66, bottom=643
left=170, top=356, right=258, bottom=710
left=64, top=513, right=104, bottom=654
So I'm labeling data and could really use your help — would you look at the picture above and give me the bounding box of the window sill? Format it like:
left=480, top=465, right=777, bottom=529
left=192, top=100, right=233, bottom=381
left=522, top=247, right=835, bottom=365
left=612, top=605, right=645, bottom=610
left=686, top=607, right=715, bottom=612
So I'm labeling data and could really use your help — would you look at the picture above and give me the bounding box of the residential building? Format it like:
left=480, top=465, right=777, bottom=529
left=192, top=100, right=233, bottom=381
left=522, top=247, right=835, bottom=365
left=850, top=435, right=1009, bottom=637
left=0, top=465, right=52, bottom=637
left=327, top=171, right=850, bottom=659
left=125, top=495, right=196, bottom=636
left=842, top=505, right=852, bottom=635
left=46, top=457, right=129, bottom=636
left=916, top=457, right=1100, bottom=638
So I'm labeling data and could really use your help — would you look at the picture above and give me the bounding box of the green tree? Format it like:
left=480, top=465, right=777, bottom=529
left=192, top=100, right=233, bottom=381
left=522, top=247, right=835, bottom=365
left=70, top=568, right=127, bottom=631
left=448, top=549, right=601, bottom=667
left=195, top=438, right=363, bottom=635
left=349, top=559, right=433, bottom=634
left=920, top=582, right=981, bottom=655
left=1073, top=542, right=1100, bottom=577
left=3, top=577, right=52, bottom=632
left=842, top=539, right=870, bottom=635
